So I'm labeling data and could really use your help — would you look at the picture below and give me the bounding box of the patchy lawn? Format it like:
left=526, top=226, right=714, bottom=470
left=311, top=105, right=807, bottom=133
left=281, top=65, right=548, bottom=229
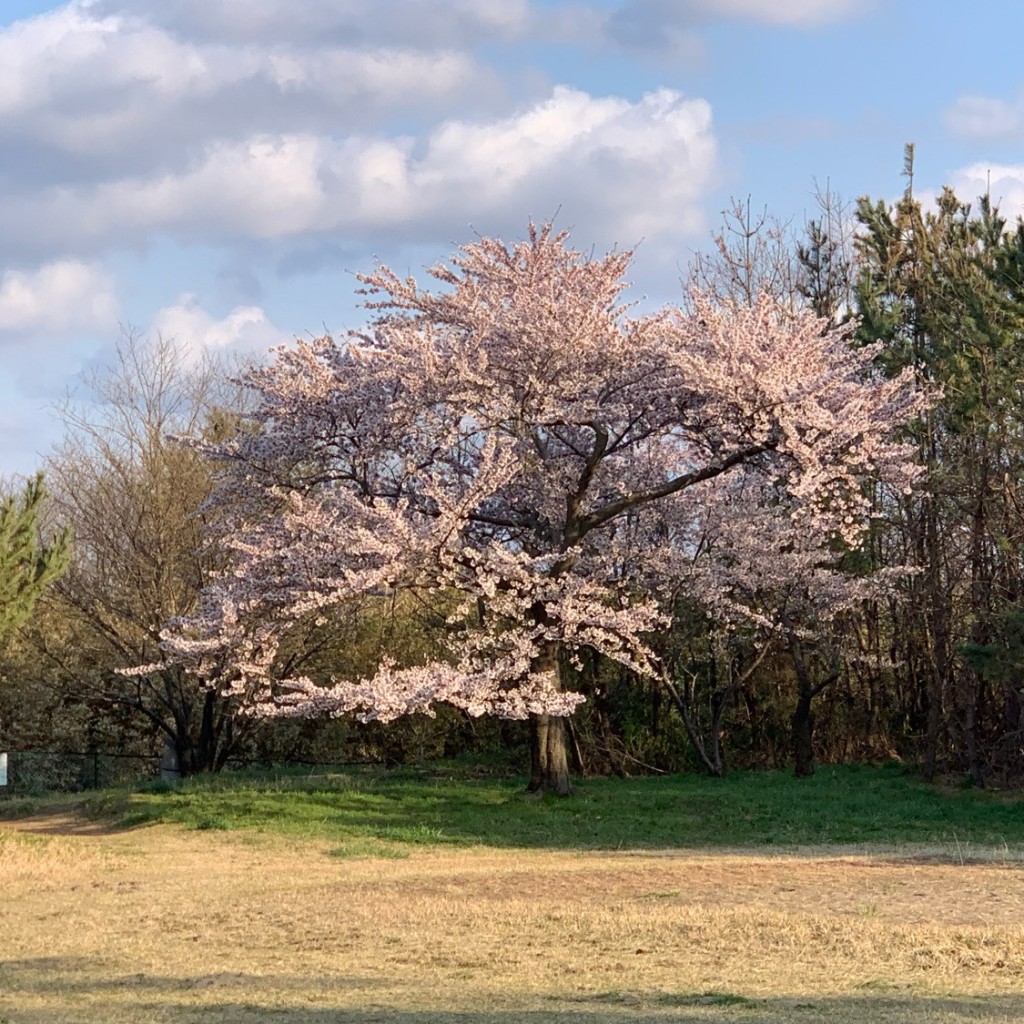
left=3, top=808, right=1024, bottom=1023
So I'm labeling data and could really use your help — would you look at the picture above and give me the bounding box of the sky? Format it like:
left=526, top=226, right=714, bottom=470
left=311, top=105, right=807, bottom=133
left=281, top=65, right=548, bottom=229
left=2, top=0, right=1024, bottom=478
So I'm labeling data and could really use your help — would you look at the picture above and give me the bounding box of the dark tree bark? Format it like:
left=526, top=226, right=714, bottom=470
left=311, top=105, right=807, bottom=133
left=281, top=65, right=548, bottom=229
left=659, top=641, right=774, bottom=778
left=791, top=689, right=815, bottom=779
left=528, top=712, right=574, bottom=796
left=785, top=623, right=840, bottom=779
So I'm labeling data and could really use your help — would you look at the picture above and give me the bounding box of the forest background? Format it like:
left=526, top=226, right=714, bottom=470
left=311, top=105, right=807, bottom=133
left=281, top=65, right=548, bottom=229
left=5, top=159, right=1024, bottom=794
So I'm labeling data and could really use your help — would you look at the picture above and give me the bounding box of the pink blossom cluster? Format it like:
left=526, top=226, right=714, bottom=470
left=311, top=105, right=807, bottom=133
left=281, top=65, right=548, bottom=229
left=154, top=223, right=926, bottom=721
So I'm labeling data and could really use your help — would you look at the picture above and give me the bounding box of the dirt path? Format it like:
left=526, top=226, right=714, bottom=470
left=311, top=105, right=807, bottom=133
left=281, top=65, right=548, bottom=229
left=0, top=809, right=128, bottom=836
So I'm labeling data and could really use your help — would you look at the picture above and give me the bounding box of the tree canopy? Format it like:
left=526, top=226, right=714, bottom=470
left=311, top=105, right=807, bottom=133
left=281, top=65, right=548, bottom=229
left=153, top=223, right=924, bottom=792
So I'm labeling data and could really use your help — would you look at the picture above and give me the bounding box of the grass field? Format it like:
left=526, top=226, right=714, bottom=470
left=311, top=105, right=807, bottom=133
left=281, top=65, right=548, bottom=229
left=16, top=760, right=1024, bottom=851
left=3, top=765, right=1024, bottom=1023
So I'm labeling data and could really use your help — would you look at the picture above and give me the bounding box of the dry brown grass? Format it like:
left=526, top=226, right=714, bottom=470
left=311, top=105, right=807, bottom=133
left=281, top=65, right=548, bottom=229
left=3, top=817, right=1024, bottom=1023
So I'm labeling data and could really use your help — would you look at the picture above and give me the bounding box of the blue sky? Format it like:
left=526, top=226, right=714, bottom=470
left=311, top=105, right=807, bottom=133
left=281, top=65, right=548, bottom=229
left=2, top=0, right=1023, bottom=477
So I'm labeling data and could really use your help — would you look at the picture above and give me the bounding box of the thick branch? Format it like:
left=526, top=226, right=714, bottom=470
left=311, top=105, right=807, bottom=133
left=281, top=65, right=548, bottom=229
left=563, top=422, right=609, bottom=550
left=577, top=439, right=777, bottom=537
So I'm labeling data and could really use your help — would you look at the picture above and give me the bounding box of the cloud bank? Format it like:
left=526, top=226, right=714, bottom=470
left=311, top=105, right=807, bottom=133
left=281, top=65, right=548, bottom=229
left=3, top=0, right=872, bottom=473
left=0, top=2, right=719, bottom=264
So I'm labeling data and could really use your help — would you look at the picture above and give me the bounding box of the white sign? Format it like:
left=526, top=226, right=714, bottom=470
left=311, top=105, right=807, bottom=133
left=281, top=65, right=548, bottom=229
left=0, top=753, right=7, bottom=787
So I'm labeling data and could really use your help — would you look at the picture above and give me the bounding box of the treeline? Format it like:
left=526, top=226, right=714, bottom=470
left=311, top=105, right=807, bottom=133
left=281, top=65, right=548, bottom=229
left=4, top=153, right=1024, bottom=788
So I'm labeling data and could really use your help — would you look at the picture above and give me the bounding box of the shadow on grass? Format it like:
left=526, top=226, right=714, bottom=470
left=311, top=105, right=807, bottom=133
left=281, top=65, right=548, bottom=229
left=2, top=962, right=1024, bottom=1024
left=96, top=762, right=1024, bottom=854
left=0, top=807, right=153, bottom=837
left=6, top=763, right=1024, bottom=853
left=0, top=958, right=383, bottom=997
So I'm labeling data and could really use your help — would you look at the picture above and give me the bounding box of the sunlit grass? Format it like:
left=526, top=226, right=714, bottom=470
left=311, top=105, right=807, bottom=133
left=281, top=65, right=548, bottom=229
left=5, top=765, right=1024, bottom=1023
left=4, top=823, right=1024, bottom=1024
left=15, top=761, right=1020, bottom=853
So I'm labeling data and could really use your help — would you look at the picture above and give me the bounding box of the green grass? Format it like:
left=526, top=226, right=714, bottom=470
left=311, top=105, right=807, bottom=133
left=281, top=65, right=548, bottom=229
left=16, top=761, right=1018, bottom=852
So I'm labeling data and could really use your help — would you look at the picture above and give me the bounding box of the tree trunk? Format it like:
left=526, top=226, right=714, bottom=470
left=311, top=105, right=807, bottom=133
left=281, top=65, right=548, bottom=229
left=922, top=654, right=945, bottom=782
left=964, top=673, right=984, bottom=788
left=661, top=674, right=723, bottom=777
left=791, top=690, right=815, bottom=778
left=921, top=432, right=950, bottom=782
left=159, top=735, right=181, bottom=781
left=164, top=668, right=240, bottom=776
left=524, top=639, right=575, bottom=795
left=528, top=713, right=574, bottom=795
left=784, top=624, right=827, bottom=779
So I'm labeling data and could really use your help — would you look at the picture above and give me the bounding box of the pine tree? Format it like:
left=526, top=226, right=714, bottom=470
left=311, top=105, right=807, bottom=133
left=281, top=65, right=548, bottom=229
left=0, top=474, right=70, bottom=647
left=855, top=147, right=1024, bottom=783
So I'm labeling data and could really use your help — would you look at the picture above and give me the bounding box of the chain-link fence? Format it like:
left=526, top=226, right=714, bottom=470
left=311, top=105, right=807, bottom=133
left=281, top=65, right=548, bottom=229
left=0, top=748, right=161, bottom=796
left=0, top=748, right=399, bottom=797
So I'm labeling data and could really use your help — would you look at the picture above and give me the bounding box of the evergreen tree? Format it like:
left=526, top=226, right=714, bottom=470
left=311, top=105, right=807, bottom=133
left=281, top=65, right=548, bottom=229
left=0, top=474, right=70, bottom=647
left=855, top=147, right=1024, bottom=783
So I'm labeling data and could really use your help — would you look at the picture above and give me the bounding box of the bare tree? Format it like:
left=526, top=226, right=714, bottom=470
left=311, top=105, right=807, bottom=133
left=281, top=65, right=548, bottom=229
left=35, top=331, right=254, bottom=773
left=688, top=186, right=855, bottom=323
left=687, top=196, right=802, bottom=312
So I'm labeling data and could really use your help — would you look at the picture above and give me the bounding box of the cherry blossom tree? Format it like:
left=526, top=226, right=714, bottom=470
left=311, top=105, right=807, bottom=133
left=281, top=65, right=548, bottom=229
left=667, top=470, right=914, bottom=777
left=157, top=223, right=923, bottom=794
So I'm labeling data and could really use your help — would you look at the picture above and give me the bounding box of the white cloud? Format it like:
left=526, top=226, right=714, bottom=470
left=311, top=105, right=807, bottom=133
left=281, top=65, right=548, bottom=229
left=0, top=3, right=491, bottom=173
left=690, top=0, right=867, bottom=25
left=947, top=164, right=1024, bottom=221
left=945, top=94, right=1024, bottom=140
left=0, top=254, right=120, bottom=476
left=0, top=4, right=729, bottom=266
left=150, top=296, right=290, bottom=365
left=90, top=0, right=586, bottom=49
left=604, top=0, right=868, bottom=54
left=113, top=0, right=863, bottom=59
left=409, top=87, right=717, bottom=243
left=0, top=87, right=717, bottom=255
left=0, top=260, right=117, bottom=333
